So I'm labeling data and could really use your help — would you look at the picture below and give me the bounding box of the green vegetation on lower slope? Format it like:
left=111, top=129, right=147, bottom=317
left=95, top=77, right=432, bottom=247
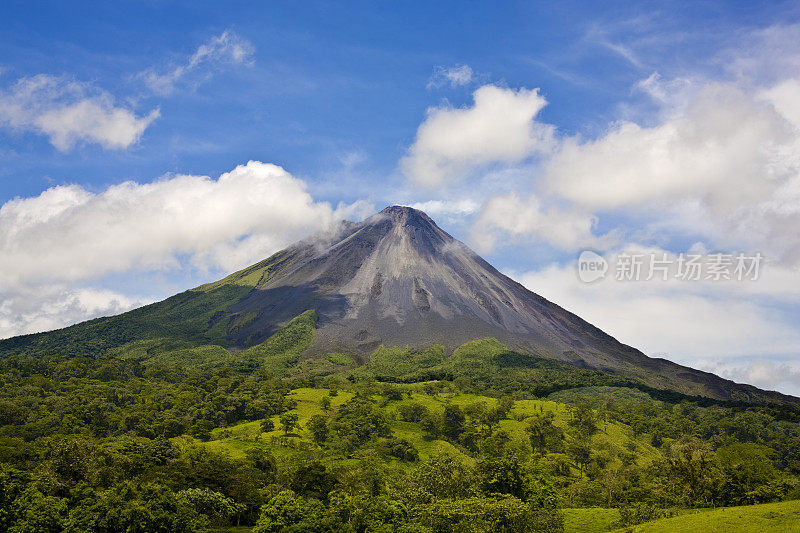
left=3, top=294, right=800, bottom=533
left=235, top=310, right=316, bottom=374
left=349, top=338, right=620, bottom=392
left=613, top=499, right=800, bottom=532
left=354, top=344, right=447, bottom=380
left=350, top=339, right=727, bottom=407
left=0, top=249, right=300, bottom=360
left=104, top=310, right=317, bottom=375
left=1, top=344, right=800, bottom=532
left=0, top=283, right=255, bottom=358
left=445, top=339, right=626, bottom=394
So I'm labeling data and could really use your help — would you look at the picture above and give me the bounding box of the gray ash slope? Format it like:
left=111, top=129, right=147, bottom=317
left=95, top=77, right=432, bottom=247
left=221, top=206, right=789, bottom=403
left=230, top=206, right=623, bottom=361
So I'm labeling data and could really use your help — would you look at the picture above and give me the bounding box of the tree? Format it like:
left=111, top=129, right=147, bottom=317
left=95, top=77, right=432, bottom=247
left=412, top=452, right=476, bottom=500
left=385, top=438, right=419, bottom=462
left=331, top=494, right=413, bottom=532
left=716, top=443, right=781, bottom=505
left=320, top=396, right=331, bottom=412
left=481, top=407, right=502, bottom=432
left=476, top=454, right=526, bottom=499
left=64, top=481, right=206, bottom=533
left=497, top=396, right=515, bottom=419
left=568, top=441, right=592, bottom=476
left=0, top=464, right=29, bottom=530
left=260, top=418, right=275, bottom=433
left=290, top=462, right=337, bottom=502
left=48, top=437, right=91, bottom=490
left=526, top=413, right=564, bottom=455
left=398, top=402, right=429, bottom=423
left=657, top=438, right=720, bottom=507
left=331, top=396, right=389, bottom=452
left=568, top=403, right=597, bottom=437
left=418, top=495, right=557, bottom=533
left=176, top=487, right=245, bottom=527
left=307, top=415, right=329, bottom=446
left=6, top=490, right=67, bottom=533
left=419, top=412, right=442, bottom=440
left=442, top=405, right=465, bottom=441
left=280, top=412, right=299, bottom=435
left=245, top=448, right=277, bottom=480
left=253, top=490, right=325, bottom=533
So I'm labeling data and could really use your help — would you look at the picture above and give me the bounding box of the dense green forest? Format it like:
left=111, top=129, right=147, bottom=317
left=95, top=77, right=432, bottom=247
left=1, top=316, right=800, bottom=532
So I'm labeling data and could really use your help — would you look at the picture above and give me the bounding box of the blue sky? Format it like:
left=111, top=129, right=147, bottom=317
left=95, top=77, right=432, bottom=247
left=2, top=1, right=800, bottom=394
left=4, top=0, right=793, bottom=201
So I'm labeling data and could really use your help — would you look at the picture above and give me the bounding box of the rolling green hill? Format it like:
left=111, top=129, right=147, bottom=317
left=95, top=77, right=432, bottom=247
left=198, top=387, right=660, bottom=469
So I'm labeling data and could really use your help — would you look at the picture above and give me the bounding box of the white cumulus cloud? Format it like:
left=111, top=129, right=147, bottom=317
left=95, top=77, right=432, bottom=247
left=0, top=74, right=159, bottom=150
left=0, top=286, right=147, bottom=339
left=0, top=161, right=347, bottom=288
left=403, top=25, right=800, bottom=261
left=401, top=85, right=555, bottom=187
left=471, top=192, right=609, bottom=253
left=541, top=76, right=800, bottom=263
left=409, top=199, right=479, bottom=217
left=711, top=360, right=800, bottom=396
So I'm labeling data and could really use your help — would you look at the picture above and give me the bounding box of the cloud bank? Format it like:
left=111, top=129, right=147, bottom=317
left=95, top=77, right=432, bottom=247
left=401, top=27, right=800, bottom=263
left=401, top=85, right=554, bottom=187
left=541, top=77, right=800, bottom=263
left=512, top=257, right=800, bottom=395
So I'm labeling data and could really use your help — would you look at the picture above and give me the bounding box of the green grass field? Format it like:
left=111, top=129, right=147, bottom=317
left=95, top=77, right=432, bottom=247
left=613, top=500, right=800, bottom=532
left=564, top=508, right=621, bottom=533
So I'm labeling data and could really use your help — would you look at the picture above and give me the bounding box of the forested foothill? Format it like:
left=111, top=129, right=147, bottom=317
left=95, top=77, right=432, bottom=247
left=1, top=334, right=799, bottom=532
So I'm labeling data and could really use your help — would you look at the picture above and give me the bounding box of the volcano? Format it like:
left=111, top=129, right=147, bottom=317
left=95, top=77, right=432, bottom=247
left=1, top=205, right=796, bottom=405
left=222, top=206, right=646, bottom=364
